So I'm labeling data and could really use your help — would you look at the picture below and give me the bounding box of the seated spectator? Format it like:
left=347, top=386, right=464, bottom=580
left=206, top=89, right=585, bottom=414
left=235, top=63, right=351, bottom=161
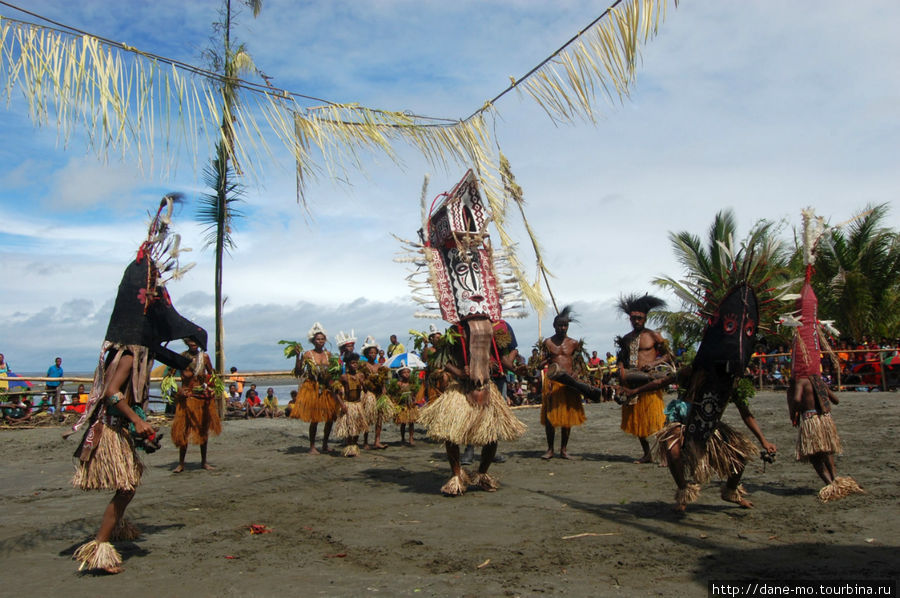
left=284, top=389, right=298, bottom=418
left=245, top=389, right=264, bottom=418
left=66, top=384, right=89, bottom=414
left=226, top=383, right=243, bottom=415
left=262, top=387, right=281, bottom=418
left=2, top=394, right=32, bottom=422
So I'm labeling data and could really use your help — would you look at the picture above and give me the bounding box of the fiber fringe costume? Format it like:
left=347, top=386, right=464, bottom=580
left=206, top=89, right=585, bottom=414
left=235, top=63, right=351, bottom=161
left=782, top=209, right=863, bottom=502
left=655, top=284, right=770, bottom=509
left=171, top=348, right=221, bottom=447
left=68, top=195, right=205, bottom=572
left=396, top=170, right=527, bottom=495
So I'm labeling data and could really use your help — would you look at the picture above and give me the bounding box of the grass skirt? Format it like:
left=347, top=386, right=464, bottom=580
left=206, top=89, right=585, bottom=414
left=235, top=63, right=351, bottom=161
left=655, top=421, right=757, bottom=485
left=290, top=380, right=340, bottom=423
left=171, top=396, right=222, bottom=447
left=540, top=378, right=586, bottom=428
left=796, top=412, right=842, bottom=461
left=333, top=400, right=369, bottom=438
left=365, top=393, right=397, bottom=425
left=72, top=423, right=143, bottom=492
left=419, top=380, right=526, bottom=446
left=394, top=404, right=419, bottom=424
left=621, top=389, right=666, bottom=438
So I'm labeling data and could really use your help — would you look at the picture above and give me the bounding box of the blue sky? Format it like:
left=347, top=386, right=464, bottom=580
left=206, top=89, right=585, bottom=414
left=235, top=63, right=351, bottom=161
left=1, top=0, right=898, bottom=372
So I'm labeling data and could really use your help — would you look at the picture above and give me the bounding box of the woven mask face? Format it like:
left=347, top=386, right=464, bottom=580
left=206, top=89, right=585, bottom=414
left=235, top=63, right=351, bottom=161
left=694, top=284, right=758, bottom=374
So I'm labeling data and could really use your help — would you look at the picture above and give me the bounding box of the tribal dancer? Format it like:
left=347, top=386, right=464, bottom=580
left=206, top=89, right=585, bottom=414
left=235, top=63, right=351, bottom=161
left=290, top=323, right=342, bottom=455
left=539, top=306, right=593, bottom=460
left=360, top=336, right=391, bottom=449
left=67, top=194, right=205, bottom=573
left=615, top=293, right=672, bottom=464
left=389, top=361, right=422, bottom=446
left=333, top=353, right=363, bottom=456
left=397, top=170, right=527, bottom=496
left=648, top=284, right=778, bottom=512
left=171, top=336, right=221, bottom=473
left=783, top=210, right=863, bottom=501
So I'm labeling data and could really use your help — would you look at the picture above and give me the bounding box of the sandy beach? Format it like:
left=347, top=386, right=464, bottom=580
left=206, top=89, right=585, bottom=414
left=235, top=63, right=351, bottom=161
left=0, top=390, right=897, bottom=597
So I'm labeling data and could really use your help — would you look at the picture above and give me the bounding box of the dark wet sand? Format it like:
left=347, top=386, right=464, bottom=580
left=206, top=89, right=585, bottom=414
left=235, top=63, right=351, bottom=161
left=0, top=391, right=897, bottom=597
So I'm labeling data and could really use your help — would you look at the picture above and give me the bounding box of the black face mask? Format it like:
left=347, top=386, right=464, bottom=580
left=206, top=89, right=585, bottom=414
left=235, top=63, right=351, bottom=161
left=105, top=259, right=207, bottom=370
left=694, top=284, right=758, bottom=375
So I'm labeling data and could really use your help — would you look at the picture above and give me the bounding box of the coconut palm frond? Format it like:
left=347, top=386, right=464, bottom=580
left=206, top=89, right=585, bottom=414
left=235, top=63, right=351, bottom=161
left=520, top=0, right=674, bottom=123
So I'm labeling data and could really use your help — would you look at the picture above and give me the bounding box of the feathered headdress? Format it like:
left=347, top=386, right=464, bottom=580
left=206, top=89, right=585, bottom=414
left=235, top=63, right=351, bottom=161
left=553, top=305, right=578, bottom=325
left=361, top=335, right=379, bottom=353
left=335, top=330, right=357, bottom=349
left=307, top=322, right=327, bottom=342
left=617, top=293, right=666, bottom=316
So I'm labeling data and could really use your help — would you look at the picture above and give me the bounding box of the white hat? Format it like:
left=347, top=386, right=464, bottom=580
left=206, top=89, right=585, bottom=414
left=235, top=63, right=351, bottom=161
left=335, top=329, right=357, bottom=348
left=307, top=322, right=328, bottom=342
left=397, top=360, right=411, bottom=373
left=361, top=335, right=379, bottom=353
left=428, top=324, right=440, bottom=335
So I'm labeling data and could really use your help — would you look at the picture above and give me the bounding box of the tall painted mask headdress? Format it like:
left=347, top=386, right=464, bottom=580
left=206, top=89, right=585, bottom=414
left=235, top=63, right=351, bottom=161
left=396, top=170, right=529, bottom=383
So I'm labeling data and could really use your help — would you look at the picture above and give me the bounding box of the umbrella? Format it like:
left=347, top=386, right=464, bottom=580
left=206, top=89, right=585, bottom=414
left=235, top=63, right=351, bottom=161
left=387, top=352, right=426, bottom=369
left=5, top=372, right=33, bottom=389
left=882, top=352, right=900, bottom=366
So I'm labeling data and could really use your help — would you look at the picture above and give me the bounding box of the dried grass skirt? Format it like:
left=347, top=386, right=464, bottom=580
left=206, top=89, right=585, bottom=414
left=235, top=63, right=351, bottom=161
left=655, top=420, right=758, bottom=484
left=290, top=380, right=340, bottom=423
left=171, top=396, right=221, bottom=447
left=418, top=380, right=526, bottom=446
left=540, top=378, right=586, bottom=428
left=72, top=423, right=143, bottom=492
left=796, top=411, right=842, bottom=461
left=621, top=388, right=666, bottom=438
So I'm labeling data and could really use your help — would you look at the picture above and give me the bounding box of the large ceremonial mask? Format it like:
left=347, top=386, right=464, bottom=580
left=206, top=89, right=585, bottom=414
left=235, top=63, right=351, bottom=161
left=685, top=284, right=758, bottom=443
left=424, top=170, right=502, bottom=324
left=105, top=196, right=207, bottom=371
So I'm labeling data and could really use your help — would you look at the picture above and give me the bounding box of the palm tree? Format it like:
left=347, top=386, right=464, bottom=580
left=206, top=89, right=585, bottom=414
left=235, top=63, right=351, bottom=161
left=197, top=0, right=261, bottom=378
left=810, top=204, right=900, bottom=340
left=652, top=209, right=795, bottom=348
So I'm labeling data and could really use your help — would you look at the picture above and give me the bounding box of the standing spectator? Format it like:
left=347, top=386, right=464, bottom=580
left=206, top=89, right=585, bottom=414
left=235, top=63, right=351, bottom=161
left=0, top=353, right=10, bottom=392
left=386, top=334, right=405, bottom=358
left=227, top=366, right=245, bottom=397
left=47, top=356, right=64, bottom=386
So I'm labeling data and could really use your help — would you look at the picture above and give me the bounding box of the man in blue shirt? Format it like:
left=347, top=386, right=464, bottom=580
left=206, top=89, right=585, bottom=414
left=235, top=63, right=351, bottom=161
left=46, top=357, right=63, bottom=388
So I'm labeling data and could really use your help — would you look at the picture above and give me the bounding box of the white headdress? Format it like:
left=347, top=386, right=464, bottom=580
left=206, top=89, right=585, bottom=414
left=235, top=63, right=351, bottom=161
left=307, top=322, right=327, bottom=342
left=397, top=359, right=411, bottom=373
left=361, top=335, right=379, bottom=353
left=335, top=329, right=357, bottom=348
left=428, top=324, right=440, bottom=335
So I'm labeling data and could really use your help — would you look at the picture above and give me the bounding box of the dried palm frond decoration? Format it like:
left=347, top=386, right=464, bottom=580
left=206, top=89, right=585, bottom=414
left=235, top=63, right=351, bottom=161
left=0, top=0, right=676, bottom=312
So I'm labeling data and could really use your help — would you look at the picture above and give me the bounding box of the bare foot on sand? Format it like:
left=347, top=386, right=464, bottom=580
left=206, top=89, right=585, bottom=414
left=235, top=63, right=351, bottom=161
left=172, top=464, right=184, bottom=473
left=308, top=447, right=321, bottom=455
left=373, top=443, right=388, bottom=450
left=559, top=449, right=572, bottom=460
left=633, top=455, right=653, bottom=465
left=541, top=450, right=554, bottom=460
left=201, top=463, right=215, bottom=471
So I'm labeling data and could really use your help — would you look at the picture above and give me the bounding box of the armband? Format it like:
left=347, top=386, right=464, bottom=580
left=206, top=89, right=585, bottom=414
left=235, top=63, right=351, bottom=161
left=106, top=392, right=124, bottom=407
